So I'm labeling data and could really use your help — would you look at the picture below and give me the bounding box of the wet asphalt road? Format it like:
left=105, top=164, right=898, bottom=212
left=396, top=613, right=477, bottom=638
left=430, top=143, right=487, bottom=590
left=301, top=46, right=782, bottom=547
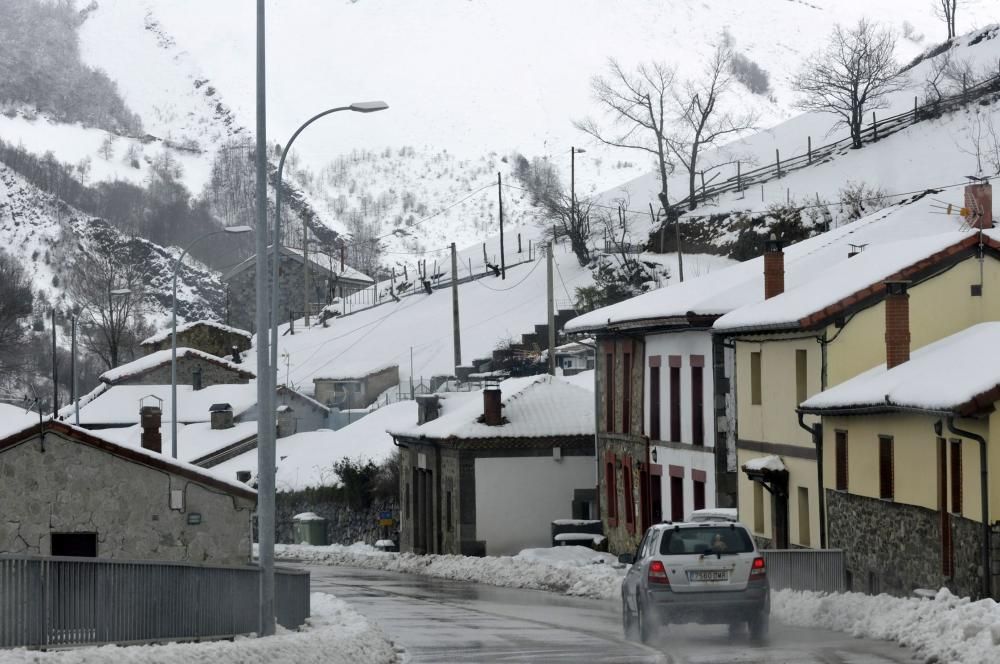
left=302, top=564, right=915, bottom=664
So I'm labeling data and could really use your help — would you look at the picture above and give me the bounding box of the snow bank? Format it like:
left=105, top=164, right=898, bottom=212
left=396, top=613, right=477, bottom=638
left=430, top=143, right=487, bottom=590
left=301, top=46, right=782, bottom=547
left=0, top=592, right=399, bottom=664
left=277, top=543, right=626, bottom=600
left=772, top=587, right=1000, bottom=664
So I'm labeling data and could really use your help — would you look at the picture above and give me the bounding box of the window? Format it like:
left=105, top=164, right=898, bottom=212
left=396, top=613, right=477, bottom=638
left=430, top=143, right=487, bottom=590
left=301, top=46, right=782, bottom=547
left=669, top=358, right=681, bottom=441
left=446, top=491, right=453, bottom=531
left=623, top=461, right=635, bottom=531
left=623, top=352, right=632, bottom=435
left=405, top=486, right=411, bottom=520
left=693, top=479, right=706, bottom=511
left=605, top=352, right=615, bottom=432
left=795, top=349, right=808, bottom=404
left=670, top=475, right=684, bottom=522
left=750, top=351, right=762, bottom=405
left=649, top=366, right=661, bottom=440
left=753, top=482, right=764, bottom=533
left=605, top=458, right=618, bottom=525
left=950, top=440, right=963, bottom=514
left=660, top=526, right=753, bottom=555
left=879, top=436, right=894, bottom=500
left=51, top=533, right=97, bottom=558
left=691, top=358, right=704, bottom=446
left=835, top=430, right=848, bottom=491
left=798, top=487, right=811, bottom=547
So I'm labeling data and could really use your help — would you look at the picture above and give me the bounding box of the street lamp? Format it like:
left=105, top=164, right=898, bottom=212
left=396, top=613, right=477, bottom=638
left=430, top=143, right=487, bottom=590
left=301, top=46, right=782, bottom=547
left=71, top=287, right=132, bottom=426
left=571, top=147, right=586, bottom=234
left=258, top=100, right=387, bottom=635
left=170, top=226, right=251, bottom=458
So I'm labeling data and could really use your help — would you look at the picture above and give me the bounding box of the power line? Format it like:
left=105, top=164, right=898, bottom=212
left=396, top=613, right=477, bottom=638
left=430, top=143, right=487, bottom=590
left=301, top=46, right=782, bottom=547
left=465, top=256, right=543, bottom=292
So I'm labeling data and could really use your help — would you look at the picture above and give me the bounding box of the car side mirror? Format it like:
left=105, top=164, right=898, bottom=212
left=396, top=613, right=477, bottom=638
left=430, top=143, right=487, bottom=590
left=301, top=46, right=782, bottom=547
left=618, top=553, right=635, bottom=565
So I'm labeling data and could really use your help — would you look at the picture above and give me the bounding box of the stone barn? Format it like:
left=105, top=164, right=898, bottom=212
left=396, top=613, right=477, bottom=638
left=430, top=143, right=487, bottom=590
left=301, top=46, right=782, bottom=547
left=141, top=320, right=252, bottom=359
left=99, top=348, right=255, bottom=388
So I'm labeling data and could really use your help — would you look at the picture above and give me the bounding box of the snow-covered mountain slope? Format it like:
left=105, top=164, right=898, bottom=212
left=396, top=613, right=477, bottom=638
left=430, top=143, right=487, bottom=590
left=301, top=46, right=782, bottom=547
left=608, top=24, right=1000, bottom=244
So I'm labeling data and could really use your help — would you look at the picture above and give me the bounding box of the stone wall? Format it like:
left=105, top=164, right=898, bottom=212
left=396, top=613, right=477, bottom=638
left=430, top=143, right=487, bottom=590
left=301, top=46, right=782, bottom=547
left=114, top=355, right=250, bottom=388
left=0, top=431, right=255, bottom=566
left=827, top=489, right=986, bottom=599
left=275, top=494, right=399, bottom=546
left=144, top=325, right=251, bottom=358
left=598, top=433, right=646, bottom=555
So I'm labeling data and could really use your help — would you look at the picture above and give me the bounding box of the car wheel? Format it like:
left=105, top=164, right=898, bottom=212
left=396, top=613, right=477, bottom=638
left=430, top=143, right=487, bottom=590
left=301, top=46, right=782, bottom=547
left=637, top=595, right=656, bottom=644
left=622, top=596, right=637, bottom=640
left=748, top=611, right=769, bottom=641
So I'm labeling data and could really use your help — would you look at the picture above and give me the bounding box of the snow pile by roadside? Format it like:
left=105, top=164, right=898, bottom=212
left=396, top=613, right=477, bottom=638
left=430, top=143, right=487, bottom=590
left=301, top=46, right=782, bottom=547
left=0, top=593, right=400, bottom=664
left=278, top=543, right=626, bottom=600
left=773, top=587, right=1000, bottom=664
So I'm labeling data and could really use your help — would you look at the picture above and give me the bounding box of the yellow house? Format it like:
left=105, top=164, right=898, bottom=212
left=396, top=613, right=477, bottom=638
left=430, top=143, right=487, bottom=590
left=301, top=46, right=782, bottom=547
left=799, top=322, right=1000, bottom=600
left=713, top=210, right=1000, bottom=552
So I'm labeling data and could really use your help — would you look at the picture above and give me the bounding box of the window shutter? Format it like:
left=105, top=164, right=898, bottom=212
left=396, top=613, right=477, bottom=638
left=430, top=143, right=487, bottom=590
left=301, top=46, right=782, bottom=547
left=835, top=430, right=848, bottom=491
left=879, top=436, right=894, bottom=501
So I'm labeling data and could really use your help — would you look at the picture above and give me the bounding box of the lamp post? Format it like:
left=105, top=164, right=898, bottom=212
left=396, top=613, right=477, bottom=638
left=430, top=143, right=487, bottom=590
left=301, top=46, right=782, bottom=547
left=571, top=147, right=586, bottom=233
left=71, top=287, right=131, bottom=426
left=259, top=100, right=387, bottom=636
left=170, top=226, right=251, bottom=458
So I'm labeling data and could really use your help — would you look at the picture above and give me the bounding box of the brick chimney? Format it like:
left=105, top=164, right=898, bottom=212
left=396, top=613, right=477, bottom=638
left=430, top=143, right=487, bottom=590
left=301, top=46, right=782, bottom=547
left=964, top=182, right=993, bottom=230
left=884, top=281, right=911, bottom=369
left=140, top=405, right=162, bottom=453
left=764, top=234, right=785, bottom=299
left=483, top=382, right=502, bottom=426
left=210, top=403, right=234, bottom=430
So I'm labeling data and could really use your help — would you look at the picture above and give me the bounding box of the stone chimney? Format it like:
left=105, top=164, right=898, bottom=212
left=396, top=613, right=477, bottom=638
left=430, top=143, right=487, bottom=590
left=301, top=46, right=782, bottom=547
left=192, top=365, right=203, bottom=391
left=276, top=404, right=295, bottom=438
left=231, top=346, right=242, bottom=364
left=140, top=405, right=162, bottom=453
left=964, top=182, right=993, bottom=230
left=764, top=234, right=785, bottom=299
left=210, top=403, right=234, bottom=430
left=483, top=382, right=502, bottom=426
left=415, top=394, right=440, bottom=425
left=884, top=281, right=911, bottom=369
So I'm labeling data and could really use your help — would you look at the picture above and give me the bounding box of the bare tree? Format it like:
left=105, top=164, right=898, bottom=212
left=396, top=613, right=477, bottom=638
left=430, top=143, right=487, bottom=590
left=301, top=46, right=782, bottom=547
left=664, top=41, right=758, bottom=210
left=539, top=192, right=594, bottom=266
left=0, top=251, right=34, bottom=383
left=68, top=235, right=149, bottom=370
left=934, top=0, right=958, bottom=40
left=793, top=19, right=907, bottom=149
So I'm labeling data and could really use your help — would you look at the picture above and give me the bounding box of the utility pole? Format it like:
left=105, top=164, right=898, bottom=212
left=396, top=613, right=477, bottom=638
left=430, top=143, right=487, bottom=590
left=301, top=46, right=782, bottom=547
left=71, top=316, right=78, bottom=425
left=658, top=192, right=684, bottom=282
left=546, top=242, right=555, bottom=376
left=254, top=0, right=276, bottom=638
left=51, top=309, right=58, bottom=416
left=498, top=172, right=505, bottom=279
left=303, top=225, right=310, bottom=327
left=451, top=243, right=461, bottom=370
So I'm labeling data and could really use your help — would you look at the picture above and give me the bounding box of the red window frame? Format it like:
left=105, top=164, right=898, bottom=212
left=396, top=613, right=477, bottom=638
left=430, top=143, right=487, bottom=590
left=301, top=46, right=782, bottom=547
left=623, top=456, right=635, bottom=533
left=604, top=451, right=618, bottom=526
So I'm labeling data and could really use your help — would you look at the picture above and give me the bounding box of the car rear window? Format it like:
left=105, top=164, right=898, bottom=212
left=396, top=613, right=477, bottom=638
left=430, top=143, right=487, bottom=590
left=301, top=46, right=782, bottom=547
left=659, top=526, right=754, bottom=555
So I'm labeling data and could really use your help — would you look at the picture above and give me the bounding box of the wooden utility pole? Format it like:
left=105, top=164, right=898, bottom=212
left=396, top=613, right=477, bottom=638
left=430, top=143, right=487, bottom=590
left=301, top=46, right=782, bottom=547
left=51, top=309, right=58, bottom=415
left=498, top=172, right=506, bottom=279
left=451, top=242, right=461, bottom=370
left=303, top=225, right=310, bottom=327
left=547, top=241, right=556, bottom=376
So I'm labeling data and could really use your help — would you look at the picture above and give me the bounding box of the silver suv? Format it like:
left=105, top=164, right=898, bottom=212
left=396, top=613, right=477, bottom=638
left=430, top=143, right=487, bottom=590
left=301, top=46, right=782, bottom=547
left=619, top=521, right=769, bottom=643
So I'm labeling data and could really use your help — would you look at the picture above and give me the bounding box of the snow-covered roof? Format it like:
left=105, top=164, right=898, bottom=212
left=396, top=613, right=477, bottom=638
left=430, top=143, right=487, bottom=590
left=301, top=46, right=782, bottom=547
left=0, top=420, right=256, bottom=499
left=800, top=322, right=1000, bottom=415
left=0, top=403, right=40, bottom=439
left=312, top=361, right=398, bottom=382
left=566, top=196, right=971, bottom=333
left=141, top=320, right=251, bottom=346
left=96, top=420, right=258, bottom=464
left=220, top=245, right=374, bottom=285
left=715, top=231, right=1000, bottom=332
left=388, top=374, right=594, bottom=441
left=72, top=383, right=259, bottom=425
left=209, top=401, right=414, bottom=492
left=99, top=348, right=255, bottom=384
left=742, top=455, right=787, bottom=473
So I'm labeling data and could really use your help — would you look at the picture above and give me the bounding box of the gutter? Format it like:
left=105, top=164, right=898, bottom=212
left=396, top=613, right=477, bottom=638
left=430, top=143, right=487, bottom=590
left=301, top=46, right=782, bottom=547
left=943, top=416, right=992, bottom=600
left=797, top=411, right=826, bottom=548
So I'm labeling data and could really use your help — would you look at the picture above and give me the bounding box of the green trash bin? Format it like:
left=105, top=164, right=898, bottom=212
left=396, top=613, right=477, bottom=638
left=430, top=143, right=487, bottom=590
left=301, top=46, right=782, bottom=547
left=292, top=512, right=328, bottom=545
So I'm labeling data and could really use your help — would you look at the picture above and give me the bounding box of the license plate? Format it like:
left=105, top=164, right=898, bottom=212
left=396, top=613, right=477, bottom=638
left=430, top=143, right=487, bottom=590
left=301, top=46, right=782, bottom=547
left=688, top=570, right=729, bottom=582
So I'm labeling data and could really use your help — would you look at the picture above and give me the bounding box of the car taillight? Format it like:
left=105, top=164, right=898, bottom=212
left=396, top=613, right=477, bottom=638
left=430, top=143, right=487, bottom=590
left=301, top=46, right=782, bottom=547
left=648, top=560, right=670, bottom=585
left=750, top=556, right=766, bottom=579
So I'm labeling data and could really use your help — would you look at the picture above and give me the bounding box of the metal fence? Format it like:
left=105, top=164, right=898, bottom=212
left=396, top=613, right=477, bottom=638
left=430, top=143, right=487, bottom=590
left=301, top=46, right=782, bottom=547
left=762, top=549, right=846, bottom=593
left=0, top=556, right=310, bottom=649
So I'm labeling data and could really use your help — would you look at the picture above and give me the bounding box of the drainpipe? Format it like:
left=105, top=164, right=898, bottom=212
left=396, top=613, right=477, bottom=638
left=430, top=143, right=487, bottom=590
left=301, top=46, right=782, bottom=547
left=797, top=411, right=826, bottom=548
left=945, top=416, right=991, bottom=599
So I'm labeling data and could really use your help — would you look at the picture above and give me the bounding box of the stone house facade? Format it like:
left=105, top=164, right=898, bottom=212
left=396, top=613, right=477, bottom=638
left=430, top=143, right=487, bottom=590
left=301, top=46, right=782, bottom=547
left=0, top=421, right=256, bottom=565
left=100, top=348, right=254, bottom=388
left=222, top=246, right=373, bottom=332
left=141, top=321, right=252, bottom=359
left=313, top=365, right=400, bottom=410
